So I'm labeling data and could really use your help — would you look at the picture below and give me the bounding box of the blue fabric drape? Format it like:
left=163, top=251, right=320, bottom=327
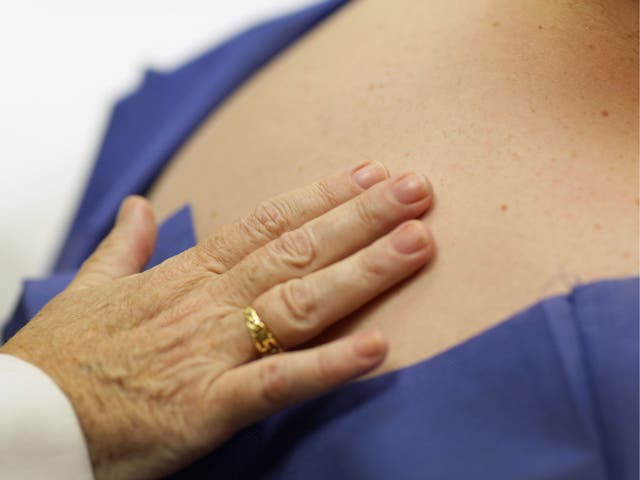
left=3, top=1, right=637, bottom=478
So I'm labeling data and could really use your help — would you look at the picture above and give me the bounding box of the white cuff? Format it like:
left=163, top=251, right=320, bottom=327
left=0, top=353, right=94, bottom=479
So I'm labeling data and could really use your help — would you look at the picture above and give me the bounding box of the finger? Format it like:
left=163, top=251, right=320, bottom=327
left=225, top=220, right=433, bottom=358
left=212, top=328, right=388, bottom=435
left=222, top=172, right=433, bottom=303
left=69, top=196, right=157, bottom=290
left=194, top=161, right=389, bottom=274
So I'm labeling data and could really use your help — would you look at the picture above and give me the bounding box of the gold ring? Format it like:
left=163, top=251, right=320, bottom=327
left=243, top=306, right=284, bottom=356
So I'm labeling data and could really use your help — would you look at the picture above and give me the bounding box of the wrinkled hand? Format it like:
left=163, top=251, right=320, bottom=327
left=1, top=162, right=435, bottom=480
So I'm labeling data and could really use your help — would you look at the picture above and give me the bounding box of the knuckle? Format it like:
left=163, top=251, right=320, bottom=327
left=312, top=179, right=341, bottom=209
left=279, top=278, right=317, bottom=328
left=144, top=265, right=204, bottom=309
left=193, top=239, right=221, bottom=267
left=259, top=359, right=290, bottom=405
left=271, top=228, right=316, bottom=269
left=359, top=248, right=387, bottom=279
left=353, top=195, right=385, bottom=233
left=195, top=229, right=236, bottom=273
left=245, top=199, right=291, bottom=239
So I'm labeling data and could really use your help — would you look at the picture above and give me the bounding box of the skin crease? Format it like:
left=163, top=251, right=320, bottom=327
left=0, top=1, right=634, bottom=478
left=148, top=0, right=639, bottom=378
left=1, top=171, right=437, bottom=479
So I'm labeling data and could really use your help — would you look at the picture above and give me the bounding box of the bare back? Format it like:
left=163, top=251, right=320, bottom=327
left=148, top=0, right=639, bottom=377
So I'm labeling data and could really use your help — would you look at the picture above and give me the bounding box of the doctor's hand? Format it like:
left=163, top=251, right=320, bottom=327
left=0, top=162, right=435, bottom=480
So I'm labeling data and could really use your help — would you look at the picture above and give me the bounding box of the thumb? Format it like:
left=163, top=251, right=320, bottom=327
left=70, top=196, right=157, bottom=290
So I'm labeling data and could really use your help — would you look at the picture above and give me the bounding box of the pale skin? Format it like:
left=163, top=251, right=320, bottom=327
left=149, top=0, right=639, bottom=377
left=1, top=163, right=438, bottom=479
left=2, top=0, right=637, bottom=477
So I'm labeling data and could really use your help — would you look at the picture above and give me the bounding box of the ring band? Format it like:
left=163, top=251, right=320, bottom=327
left=243, top=306, right=284, bottom=356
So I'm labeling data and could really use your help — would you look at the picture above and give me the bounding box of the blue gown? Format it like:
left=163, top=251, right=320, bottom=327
left=4, top=1, right=638, bottom=478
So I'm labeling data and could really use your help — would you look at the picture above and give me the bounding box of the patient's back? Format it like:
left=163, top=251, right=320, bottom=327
left=148, top=0, right=639, bottom=377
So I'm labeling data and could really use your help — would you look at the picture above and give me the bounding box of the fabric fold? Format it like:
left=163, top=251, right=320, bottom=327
left=1, top=0, right=637, bottom=477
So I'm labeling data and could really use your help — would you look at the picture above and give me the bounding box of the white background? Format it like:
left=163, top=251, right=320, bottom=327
left=0, top=0, right=315, bottom=326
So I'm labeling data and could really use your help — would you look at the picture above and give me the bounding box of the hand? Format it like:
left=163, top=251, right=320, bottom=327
left=1, top=162, right=435, bottom=480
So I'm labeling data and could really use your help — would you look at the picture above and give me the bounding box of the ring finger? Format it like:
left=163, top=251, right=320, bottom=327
left=230, top=219, right=435, bottom=360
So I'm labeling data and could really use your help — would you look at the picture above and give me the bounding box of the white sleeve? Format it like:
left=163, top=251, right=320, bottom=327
left=0, top=353, right=94, bottom=479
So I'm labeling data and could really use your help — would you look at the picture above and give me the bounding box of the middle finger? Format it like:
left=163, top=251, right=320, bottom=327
left=221, top=171, right=433, bottom=304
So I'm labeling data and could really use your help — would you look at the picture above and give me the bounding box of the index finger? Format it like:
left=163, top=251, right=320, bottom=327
left=194, top=161, right=389, bottom=273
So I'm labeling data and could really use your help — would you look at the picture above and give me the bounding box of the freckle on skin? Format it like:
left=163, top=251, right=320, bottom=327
left=594, top=223, right=602, bottom=230
left=601, top=110, right=609, bottom=117
left=538, top=25, right=543, bottom=30
left=501, top=204, right=508, bottom=212
left=492, top=21, right=500, bottom=27
left=623, top=251, right=631, bottom=259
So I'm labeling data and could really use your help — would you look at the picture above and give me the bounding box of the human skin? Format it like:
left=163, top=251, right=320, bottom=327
left=1, top=164, right=437, bottom=479
left=148, top=0, right=639, bottom=378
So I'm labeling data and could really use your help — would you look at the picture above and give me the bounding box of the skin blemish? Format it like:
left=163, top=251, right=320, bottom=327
left=492, top=21, right=500, bottom=28
left=601, top=110, right=609, bottom=117
left=538, top=25, right=543, bottom=30
left=593, top=223, right=602, bottom=231
left=622, top=251, right=631, bottom=259
left=500, top=204, right=508, bottom=212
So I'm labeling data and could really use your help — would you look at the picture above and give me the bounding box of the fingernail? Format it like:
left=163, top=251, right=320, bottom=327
left=391, top=173, right=429, bottom=204
left=354, top=329, right=386, bottom=358
left=390, top=221, right=430, bottom=254
left=352, top=161, right=388, bottom=189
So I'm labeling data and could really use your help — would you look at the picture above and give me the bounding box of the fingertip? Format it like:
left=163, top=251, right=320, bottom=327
left=115, top=195, right=146, bottom=224
left=116, top=196, right=135, bottom=224
left=353, top=328, right=388, bottom=360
